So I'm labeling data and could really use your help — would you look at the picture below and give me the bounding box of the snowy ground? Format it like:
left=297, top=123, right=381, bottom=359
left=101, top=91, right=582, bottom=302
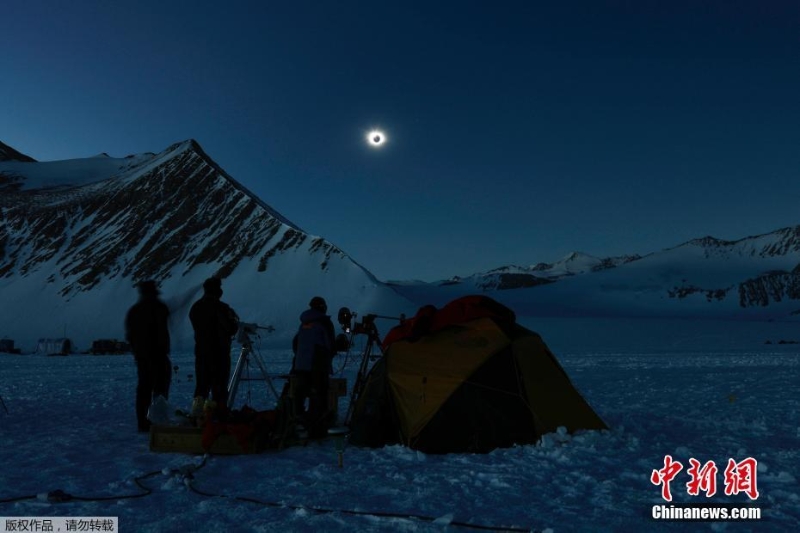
left=1, top=318, right=799, bottom=532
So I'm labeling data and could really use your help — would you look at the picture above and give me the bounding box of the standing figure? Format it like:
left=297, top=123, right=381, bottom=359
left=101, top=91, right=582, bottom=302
left=125, top=280, right=171, bottom=433
left=189, top=277, right=239, bottom=416
left=291, top=296, right=335, bottom=438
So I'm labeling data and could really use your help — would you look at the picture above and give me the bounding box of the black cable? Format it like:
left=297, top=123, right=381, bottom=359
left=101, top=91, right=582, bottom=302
left=0, top=450, right=534, bottom=532
left=69, top=469, right=161, bottom=502
left=0, top=458, right=207, bottom=506
left=0, top=494, right=36, bottom=504
left=186, top=476, right=535, bottom=532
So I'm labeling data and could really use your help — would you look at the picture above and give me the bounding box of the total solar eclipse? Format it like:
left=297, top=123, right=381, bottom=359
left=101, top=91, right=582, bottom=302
left=367, top=130, right=386, bottom=147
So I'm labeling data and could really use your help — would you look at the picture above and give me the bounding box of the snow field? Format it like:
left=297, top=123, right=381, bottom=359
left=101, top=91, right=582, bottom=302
left=0, top=329, right=798, bottom=532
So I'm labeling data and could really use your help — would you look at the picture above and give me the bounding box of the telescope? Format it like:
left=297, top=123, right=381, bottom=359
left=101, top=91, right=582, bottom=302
left=236, top=322, right=275, bottom=345
left=229, top=322, right=278, bottom=408
left=337, top=307, right=404, bottom=336
left=336, top=307, right=405, bottom=426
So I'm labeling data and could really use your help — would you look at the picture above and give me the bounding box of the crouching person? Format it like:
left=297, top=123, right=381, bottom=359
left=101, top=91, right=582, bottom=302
left=291, top=296, right=335, bottom=438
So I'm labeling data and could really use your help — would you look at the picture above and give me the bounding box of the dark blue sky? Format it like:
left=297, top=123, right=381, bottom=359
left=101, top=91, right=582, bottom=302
left=4, top=1, right=800, bottom=281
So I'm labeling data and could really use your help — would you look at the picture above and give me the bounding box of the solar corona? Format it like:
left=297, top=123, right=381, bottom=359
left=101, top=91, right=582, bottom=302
left=366, top=130, right=386, bottom=147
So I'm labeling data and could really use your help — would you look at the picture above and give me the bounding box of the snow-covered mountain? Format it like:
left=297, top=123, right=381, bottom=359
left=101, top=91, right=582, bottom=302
left=435, top=252, right=642, bottom=291
left=0, top=140, right=414, bottom=352
left=0, top=142, right=35, bottom=164
left=391, top=229, right=800, bottom=320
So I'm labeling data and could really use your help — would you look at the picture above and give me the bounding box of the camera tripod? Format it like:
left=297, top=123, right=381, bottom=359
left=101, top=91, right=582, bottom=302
left=227, top=323, right=279, bottom=409
left=343, top=318, right=386, bottom=426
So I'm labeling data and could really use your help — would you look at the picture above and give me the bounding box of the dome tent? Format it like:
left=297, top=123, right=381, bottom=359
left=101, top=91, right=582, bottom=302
left=348, top=296, right=607, bottom=453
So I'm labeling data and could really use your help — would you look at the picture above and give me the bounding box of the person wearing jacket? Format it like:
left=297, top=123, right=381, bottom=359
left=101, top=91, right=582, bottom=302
left=189, top=277, right=239, bottom=416
left=125, top=280, right=171, bottom=433
left=291, top=296, right=335, bottom=438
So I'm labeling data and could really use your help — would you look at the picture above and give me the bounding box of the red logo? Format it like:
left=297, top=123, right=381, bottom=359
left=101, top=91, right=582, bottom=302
left=652, top=456, right=759, bottom=501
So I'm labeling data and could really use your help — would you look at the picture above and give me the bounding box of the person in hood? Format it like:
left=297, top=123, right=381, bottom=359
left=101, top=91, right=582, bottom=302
left=125, top=280, right=171, bottom=433
left=189, top=277, right=239, bottom=416
left=291, top=296, right=335, bottom=438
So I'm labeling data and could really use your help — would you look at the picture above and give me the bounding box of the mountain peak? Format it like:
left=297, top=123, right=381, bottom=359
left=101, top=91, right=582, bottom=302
left=163, top=138, right=203, bottom=156
left=561, top=251, right=596, bottom=262
left=0, top=141, right=36, bottom=162
left=529, top=251, right=599, bottom=272
left=161, top=139, right=301, bottom=231
left=685, top=235, right=737, bottom=247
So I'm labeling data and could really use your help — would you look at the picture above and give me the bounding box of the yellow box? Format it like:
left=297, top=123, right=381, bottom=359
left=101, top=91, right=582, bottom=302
left=149, top=425, right=256, bottom=454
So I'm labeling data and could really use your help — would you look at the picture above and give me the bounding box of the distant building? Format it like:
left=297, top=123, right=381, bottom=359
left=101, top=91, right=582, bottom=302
left=90, top=339, right=131, bottom=355
left=0, top=338, right=21, bottom=354
left=36, top=338, right=73, bottom=356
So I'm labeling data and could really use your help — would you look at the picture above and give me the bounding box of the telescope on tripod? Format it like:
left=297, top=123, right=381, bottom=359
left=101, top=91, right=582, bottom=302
left=228, top=322, right=277, bottom=409
left=337, top=307, right=404, bottom=426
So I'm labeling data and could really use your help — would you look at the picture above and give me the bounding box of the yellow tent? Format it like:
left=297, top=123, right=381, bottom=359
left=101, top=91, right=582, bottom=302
left=349, top=297, right=607, bottom=453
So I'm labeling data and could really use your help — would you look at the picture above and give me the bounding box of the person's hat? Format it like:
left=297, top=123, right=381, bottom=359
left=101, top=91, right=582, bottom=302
left=203, top=277, right=222, bottom=292
left=309, top=296, right=327, bottom=311
left=138, top=280, right=159, bottom=296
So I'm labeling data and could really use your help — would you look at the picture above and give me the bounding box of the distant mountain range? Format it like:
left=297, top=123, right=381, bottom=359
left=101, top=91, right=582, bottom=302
left=390, top=229, right=800, bottom=320
left=2, top=139, right=798, bottom=351
left=433, top=251, right=643, bottom=290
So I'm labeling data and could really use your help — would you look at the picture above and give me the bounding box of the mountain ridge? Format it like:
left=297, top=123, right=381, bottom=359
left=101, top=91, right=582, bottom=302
left=389, top=224, right=800, bottom=319
left=0, top=140, right=413, bottom=351
left=0, top=140, right=36, bottom=163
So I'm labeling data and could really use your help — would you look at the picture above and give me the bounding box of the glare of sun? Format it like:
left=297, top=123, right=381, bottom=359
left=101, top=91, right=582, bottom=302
left=366, top=130, right=387, bottom=148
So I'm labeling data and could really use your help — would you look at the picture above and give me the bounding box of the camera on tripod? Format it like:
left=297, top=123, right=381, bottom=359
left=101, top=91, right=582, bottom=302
left=336, top=308, right=404, bottom=426
left=229, top=321, right=279, bottom=408
left=236, top=322, right=275, bottom=345
left=337, top=307, right=380, bottom=337
left=353, top=314, right=378, bottom=336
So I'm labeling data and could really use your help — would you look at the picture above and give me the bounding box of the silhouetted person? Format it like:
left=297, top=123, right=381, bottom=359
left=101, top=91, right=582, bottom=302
left=125, top=280, right=171, bottom=433
left=189, top=277, right=239, bottom=416
left=291, top=296, right=335, bottom=438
